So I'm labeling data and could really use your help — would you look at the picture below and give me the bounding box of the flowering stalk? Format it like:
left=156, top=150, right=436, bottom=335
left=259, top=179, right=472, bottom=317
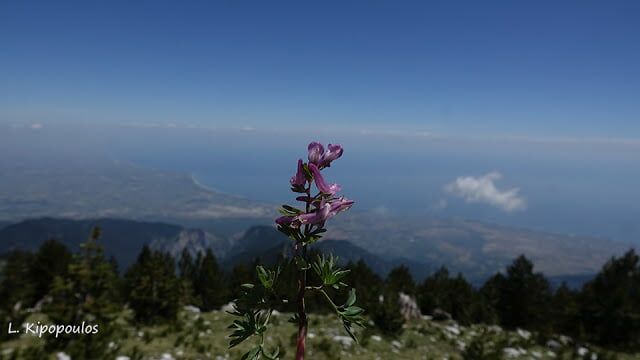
left=228, top=141, right=364, bottom=360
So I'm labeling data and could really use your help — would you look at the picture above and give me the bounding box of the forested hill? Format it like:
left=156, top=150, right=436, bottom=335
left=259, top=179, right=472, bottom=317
left=219, top=225, right=434, bottom=279
left=0, top=218, right=429, bottom=280
left=0, top=218, right=405, bottom=277
left=0, top=218, right=624, bottom=286
left=0, top=218, right=189, bottom=270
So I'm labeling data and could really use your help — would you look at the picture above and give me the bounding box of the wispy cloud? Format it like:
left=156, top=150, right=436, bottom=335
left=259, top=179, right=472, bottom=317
left=445, top=172, right=526, bottom=213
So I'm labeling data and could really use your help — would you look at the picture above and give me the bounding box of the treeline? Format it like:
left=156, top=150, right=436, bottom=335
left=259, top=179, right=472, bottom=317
left=1, top=228, right=639, bottom=358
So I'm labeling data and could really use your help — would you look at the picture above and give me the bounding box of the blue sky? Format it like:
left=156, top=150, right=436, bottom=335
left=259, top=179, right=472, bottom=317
left=1, top=0, right=639, bottom=138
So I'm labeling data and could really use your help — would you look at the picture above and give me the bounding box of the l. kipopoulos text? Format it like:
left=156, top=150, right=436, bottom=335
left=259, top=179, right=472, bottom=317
left=7, top=321, right=99, bottom=338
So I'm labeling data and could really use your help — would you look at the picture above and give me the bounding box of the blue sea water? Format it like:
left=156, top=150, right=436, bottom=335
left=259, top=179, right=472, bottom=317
left=109, top=129, right=640, bottom=245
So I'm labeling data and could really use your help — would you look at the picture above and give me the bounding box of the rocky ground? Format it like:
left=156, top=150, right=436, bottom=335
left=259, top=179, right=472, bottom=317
left=2, top=307, right=638, bottom=360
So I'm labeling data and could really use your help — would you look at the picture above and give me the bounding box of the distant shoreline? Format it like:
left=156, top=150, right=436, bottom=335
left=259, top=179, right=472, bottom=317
left=189, top=172, right=221, bottom=194
left=189, top=173, right=253, bottom=201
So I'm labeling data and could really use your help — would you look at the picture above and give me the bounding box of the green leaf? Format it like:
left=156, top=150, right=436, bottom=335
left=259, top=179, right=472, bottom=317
left=311, top=228, right=327, bottom=235
left=282, top=205, right=303, bottom=214
left=304, top=234, right=323, bottom=244
left=312, top=254, right=350, bottom=288
left=343, top=306, right=365, bottom=316
left=345, top=288, right=357, bottom=307
left=343, top=321, right=358, bottom=343
left=228, top=311, right=262, bottom=348
left=255, top=265, right=280, bottom=290
left=257, top=266, right=271, bottom=289
left=241, top=345, right=262, bottom=360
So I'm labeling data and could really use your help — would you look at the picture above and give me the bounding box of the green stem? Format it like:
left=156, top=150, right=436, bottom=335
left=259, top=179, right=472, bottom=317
left=318, top=289, right=340, bottom=312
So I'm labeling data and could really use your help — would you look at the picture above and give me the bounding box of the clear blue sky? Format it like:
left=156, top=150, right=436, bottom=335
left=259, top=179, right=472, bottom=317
left=1, top=0, right=639, bottom=137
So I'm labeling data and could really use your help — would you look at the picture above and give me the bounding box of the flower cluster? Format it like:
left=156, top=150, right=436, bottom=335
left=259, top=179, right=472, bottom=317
left=228, top=141, right=362, bottom=360
left=276, top=142, right=353, bottom=232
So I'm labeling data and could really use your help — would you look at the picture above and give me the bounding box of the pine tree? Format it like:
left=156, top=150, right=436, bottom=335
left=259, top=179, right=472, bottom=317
left=29, top=239, right=72, bottom=305
left=417, top=267, right=475, bottom=324
left=0, top=250, right=35, bottom=341
left=44, top=227, right=121, bottom=360
left=472, top=273, right=502, bottom=325
left=194, top=248, right=227, bottom=311
left=346, top=260, right=383, bottom=311
left=417, top=266, right=450, bottom=316
left=551, top=282, right=580, bottom=337
left=386, top=265, right=415, bottom=295
left=496, top=255, right=552, bottom=332
left=124, top=245, right=180, bottom=324
left=579, top=249, right=640, bottom=349
left=177, top=248, right=199, bottom=306
left=0, top=250, right=35, bottom=311
left=371, top=290, right=405, bottom=337
left=228, top=261, right=256, bottom=301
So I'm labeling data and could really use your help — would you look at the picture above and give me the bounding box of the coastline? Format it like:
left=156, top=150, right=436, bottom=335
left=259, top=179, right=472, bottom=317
left=189, top=172, right=259, bottom=202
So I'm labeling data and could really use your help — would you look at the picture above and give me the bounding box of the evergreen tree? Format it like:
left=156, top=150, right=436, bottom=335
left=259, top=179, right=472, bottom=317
left=228, top=261, right=256, bottom=301
left=29, top=239, right=72, bottom=305
left=417, top=266, right=475, bottom=324
left=371, top=290, right=405, bottom=337
left=579, top=249, right=640, bottom=350
left=386, top=265, right=415, bottom=295
left=177, top=248, right=199, bottom=306
left=0, top=250, right=35, bottom=341
left=194, top=248, right=227, bottom=311
left=495, top=255, right=552, bottom=332
left=0, top=250, right=35, bottom=311
left=550, top=282, right=581, bottom=338
left=44, top=227, right=120, bottom=360
left=124, top=245, right=180, bottom=323
left=473, top=273, right=502, bottom=325
left=346, top=260, right=382, bottom=311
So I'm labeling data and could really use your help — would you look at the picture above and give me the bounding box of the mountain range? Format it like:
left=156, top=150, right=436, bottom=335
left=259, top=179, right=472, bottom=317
left=0, top=217, right=415, bottom=277
left=0, top=216, right=631, bottom=286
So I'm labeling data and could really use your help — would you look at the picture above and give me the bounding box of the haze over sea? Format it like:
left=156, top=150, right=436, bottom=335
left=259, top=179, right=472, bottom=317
left=96, top=125, right=640, bottom=246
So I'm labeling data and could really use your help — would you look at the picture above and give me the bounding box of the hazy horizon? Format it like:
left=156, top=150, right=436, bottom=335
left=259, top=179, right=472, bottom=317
left=1, top=122, right=639, bottom=246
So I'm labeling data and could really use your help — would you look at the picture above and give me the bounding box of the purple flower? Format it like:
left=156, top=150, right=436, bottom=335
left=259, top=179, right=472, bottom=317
left=297, top=199, right=332, bottom=226
left=296, top=197, right=354, bottom=226
left=308, top=163, right=341, bottom=195
left=329, top=197, right=354, bottom=214
left=290, top=159, right=306, bottom=187
left=308, top=142, right=324, bottom=166
left=276, top=216, right=295, bottom=226
left=307, top=142, right=344, bottom=169
left=320, top=144, right=343, bottom=168
left=277, top=142, right=353, bottom=231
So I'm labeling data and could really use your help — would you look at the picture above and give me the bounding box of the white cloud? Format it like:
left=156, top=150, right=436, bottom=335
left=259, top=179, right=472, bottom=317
left=30, top=123, right=43, bottom=130
left=445, top=172, right=526, bottom=212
